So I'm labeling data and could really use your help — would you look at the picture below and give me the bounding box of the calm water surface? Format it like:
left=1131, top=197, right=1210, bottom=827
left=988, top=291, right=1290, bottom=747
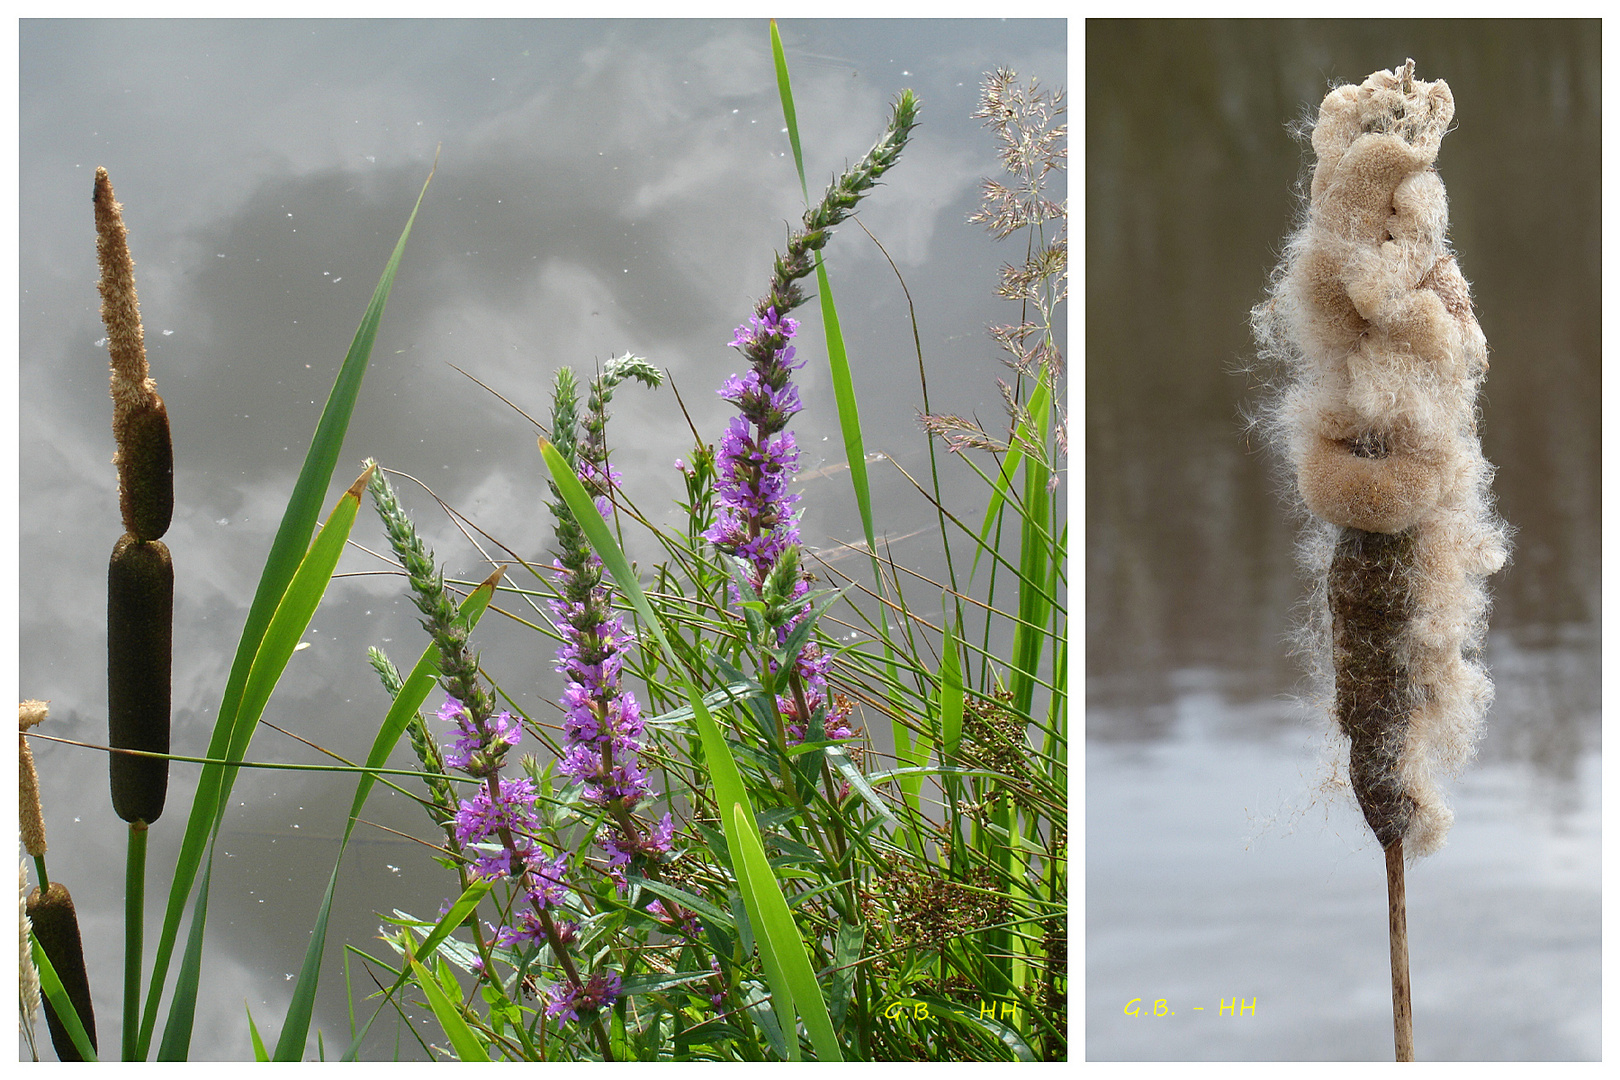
left=1086, top=20, right=1598, bottom=1060
left=19, top=18, right=1066, bottom=1060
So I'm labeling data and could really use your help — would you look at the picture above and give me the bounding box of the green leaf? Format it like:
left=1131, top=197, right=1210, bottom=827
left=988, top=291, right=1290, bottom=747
left=140, top=163, right=433, bottom=1061
left=246, top=1003, right=269, bottom=1062
left=409, top=954, right=490, bottom=1062
left=922, top=996, right=1038, bottom=1062
left=826, top=745, right=900, bottom=828
left=731, top=802, right=843, bottom=1062
left=617, top=970, right=723, bottom=996
left=769, top=20, right=808, bottom=204
left=642, top=681, right=760, bottom=728
left=827, top=921, right=863, bottom=1030
left=624, top=875, right=735, bottom=931
left=339, top=879, right=494, bottom=1061
left=970, top=372, right=1052, bottom=582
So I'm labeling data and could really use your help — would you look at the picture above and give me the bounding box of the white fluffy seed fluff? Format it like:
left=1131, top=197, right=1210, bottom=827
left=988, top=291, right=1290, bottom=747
left=1252, top=61, right=1510, bottom=858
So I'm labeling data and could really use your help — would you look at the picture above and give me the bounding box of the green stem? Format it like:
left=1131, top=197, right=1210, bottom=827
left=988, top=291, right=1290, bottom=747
left=32, top=853, right=49, bottom=892
left=124, top=822, right=147, bottom=1061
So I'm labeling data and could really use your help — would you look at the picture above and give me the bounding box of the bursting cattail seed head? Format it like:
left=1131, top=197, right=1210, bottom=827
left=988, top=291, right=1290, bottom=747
left=1252, top=60, right=1509, bottom=859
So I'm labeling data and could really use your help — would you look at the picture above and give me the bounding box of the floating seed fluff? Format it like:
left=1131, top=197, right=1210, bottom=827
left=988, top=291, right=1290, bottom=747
left=1252, top=61, right=1509, bottom=858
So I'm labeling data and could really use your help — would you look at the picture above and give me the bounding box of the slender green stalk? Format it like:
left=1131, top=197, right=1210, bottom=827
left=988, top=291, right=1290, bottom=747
left=123, top=823, right=147, bottom=1061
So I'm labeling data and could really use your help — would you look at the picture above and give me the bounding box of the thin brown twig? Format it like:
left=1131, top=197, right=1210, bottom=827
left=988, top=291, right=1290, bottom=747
left=1386, top=839, right=1414, bottom=1061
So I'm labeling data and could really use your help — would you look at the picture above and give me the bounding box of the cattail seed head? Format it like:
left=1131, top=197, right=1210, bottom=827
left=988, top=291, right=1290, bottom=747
left=1253, top=61, right=1508, bottom=858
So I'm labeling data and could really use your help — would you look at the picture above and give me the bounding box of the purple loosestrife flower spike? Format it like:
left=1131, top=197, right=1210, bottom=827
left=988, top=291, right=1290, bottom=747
left=707, top=309, right=854, bottom=745
left=700, top=95, right=918, bottom=747
left=546, top=360, right=664, bottom=821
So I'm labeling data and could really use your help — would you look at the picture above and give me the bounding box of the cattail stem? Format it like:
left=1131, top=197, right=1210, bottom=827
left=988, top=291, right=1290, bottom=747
left=123, top=822, right=147, bottom=1062
left=1386, top=838, right=1413, bottom=1061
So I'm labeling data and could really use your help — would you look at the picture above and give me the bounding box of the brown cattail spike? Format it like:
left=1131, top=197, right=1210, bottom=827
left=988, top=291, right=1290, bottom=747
left=108, top=534, right=172, bottom=825
left=26, top=882, right=97, bottom=1060
left=1328, top=527, right=1417, bottom=848
left=95, top=167, right=173, bottom=541
left=113, top=397, right=173, bottom=541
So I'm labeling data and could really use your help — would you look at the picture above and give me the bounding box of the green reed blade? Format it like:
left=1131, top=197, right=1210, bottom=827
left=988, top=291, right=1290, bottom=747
left=940, top=616, right=965, bottom=768
left=732, top=801, right=842, bottom=1061
left=246, top=1003, right=268, bottom=1062
left=1009, top=372, right=1056, bottom=721
left=153, top=465, right=372, bottom=1060
left=769, top=20, right=808, bottom=203
left=340, top=879, right=494, bottom=1061
left=772, top=21, right=910, bottom=806
left=409, top=954, right=491, bottom=1062
left=138, top=165, right=432, bottom=1060
left=156, top=847, right=212, bottom=1060
left=970, top=372, right=1052, bottom=583
left=731, top=805, right=799, bottom=1060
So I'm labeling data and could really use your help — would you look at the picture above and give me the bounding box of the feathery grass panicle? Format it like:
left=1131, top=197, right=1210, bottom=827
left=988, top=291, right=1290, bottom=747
left=924, top=70, right=1066, bottom=476
left=969, top=68, right=1067, bottom=239
left=21, top=861, right=41, bottom=1053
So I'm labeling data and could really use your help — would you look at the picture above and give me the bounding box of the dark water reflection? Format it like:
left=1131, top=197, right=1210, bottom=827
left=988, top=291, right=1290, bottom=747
left=1086, top=20, right=1597, bottom=1060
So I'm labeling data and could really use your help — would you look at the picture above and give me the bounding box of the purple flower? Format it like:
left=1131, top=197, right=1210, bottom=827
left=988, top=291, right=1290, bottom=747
left=551, top=570, right=653, bottom=809
left=546, top=969, right=622, bottom=1026
left=525, top=850, right=573, bottom=909
left=438, top=696, right=522, bottom=776
left=706, top=307, right=857, bottom=745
